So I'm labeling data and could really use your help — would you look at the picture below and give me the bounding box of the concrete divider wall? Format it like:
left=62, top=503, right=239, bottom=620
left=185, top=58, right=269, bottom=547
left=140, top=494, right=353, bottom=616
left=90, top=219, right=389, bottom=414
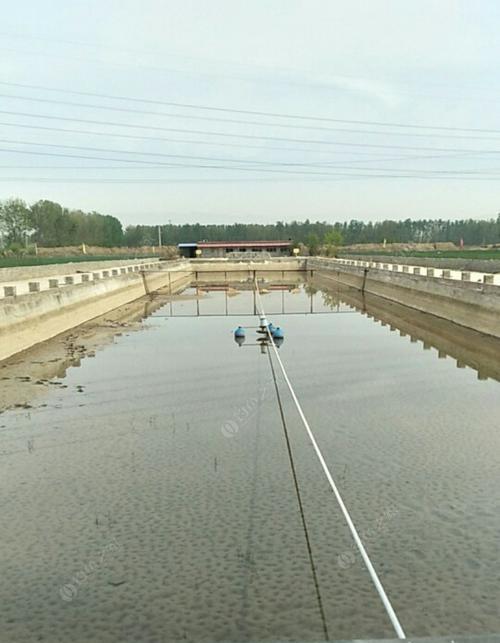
left=191, top=257, right=306, bottom=272
left=0, top=261, right=192, bottom=362
left=308, top=257, right=500, bottom=339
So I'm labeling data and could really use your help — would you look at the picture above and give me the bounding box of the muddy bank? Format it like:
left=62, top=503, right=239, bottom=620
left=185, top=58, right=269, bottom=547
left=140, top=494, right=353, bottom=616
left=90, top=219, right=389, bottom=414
left=0, top=288, right=185, bottom=411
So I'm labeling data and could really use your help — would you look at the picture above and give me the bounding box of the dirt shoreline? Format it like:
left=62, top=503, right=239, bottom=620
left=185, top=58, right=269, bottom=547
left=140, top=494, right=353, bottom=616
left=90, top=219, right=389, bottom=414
left=0, top=288, right=198, bottom=411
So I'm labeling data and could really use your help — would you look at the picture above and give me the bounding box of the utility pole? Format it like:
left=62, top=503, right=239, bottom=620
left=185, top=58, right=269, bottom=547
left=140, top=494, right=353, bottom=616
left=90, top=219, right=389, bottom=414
left=158, top=225, right=162, bottom=248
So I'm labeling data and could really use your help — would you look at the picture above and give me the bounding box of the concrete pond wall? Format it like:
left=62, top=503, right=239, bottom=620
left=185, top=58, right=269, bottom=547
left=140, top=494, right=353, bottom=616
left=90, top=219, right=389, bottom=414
left=0, top=260, right=192, bottom=362
left=2, top=254, right=499, bottom=362
left=309, top=257, right=500, bottom=339
left=190, top=257, right=306, bottom=273
left=339, top=254, right=500, bottom=273
left=0, top=258, right=162, bottom=283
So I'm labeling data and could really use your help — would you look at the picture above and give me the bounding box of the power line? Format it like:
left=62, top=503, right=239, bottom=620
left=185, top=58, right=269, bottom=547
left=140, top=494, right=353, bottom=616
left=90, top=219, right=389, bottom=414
left=2, top=131, right=500, bottom=161
left=0, top=91, right=394, bottom=134
left=0, top=147, right=397, bottom=176
left=2, top=79, right=500, bottom=136
left=5, top=120, right=473, bottom=164
left=2, top=144, right=500, bottom=177
left=1, top=174, right=500, bottom=183
left=2, top=109, right=498, bottom=158
left=0, top=147, right=487, bottom=170
left=0, top=118, right=356, bottom=157
left=0, top=137, right=349, bottom=168
left=3, top=92, right=500, bottom=145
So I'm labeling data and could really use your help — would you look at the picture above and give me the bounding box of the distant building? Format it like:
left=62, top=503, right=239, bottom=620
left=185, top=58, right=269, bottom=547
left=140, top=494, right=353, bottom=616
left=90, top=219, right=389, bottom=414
left=178, top=240, right=292, bottom=259
left=177, top=242, right=198, bottom=258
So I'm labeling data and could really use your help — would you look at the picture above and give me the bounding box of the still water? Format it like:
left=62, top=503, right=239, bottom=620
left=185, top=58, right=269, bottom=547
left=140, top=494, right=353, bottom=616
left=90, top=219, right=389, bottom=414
left=1, top=280, right=499, bottom=642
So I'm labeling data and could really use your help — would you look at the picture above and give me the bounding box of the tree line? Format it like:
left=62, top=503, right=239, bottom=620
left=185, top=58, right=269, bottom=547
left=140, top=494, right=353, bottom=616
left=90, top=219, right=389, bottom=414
left=0, top=198, right=123, bottom=249
left=1, top=197, right=500, bottom=250
left=125, top=216, right=500, bottom=247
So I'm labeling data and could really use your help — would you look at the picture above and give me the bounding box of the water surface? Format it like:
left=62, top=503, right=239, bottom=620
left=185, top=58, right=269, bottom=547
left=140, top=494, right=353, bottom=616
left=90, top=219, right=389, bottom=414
left=1, top=280, right=499, bottom=641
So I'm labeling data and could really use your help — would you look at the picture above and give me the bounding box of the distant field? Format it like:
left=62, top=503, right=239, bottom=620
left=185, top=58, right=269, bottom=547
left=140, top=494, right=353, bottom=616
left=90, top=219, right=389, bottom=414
left=340, top=249, right=500, bottom=260
left=0, top=254, right=158, bottom=269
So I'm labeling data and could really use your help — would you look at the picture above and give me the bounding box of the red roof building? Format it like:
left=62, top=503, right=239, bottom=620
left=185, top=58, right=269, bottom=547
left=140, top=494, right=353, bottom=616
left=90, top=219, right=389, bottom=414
left=178, top=240, right=292, bottom=258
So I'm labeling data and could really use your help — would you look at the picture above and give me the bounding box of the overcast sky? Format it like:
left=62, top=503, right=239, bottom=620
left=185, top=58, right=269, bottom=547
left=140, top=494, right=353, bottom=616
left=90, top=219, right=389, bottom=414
left=1, top=0, right=500, bottom=225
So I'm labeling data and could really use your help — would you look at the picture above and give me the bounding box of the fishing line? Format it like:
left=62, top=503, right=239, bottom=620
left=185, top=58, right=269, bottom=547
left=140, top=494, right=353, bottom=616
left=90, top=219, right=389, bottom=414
left=254, top=281, right=406, bottom=639
left=265, top=346, right=329, bottom=640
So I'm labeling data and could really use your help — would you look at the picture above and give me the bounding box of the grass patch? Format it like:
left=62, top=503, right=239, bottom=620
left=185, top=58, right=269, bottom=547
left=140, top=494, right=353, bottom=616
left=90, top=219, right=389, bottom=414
left=340, top=249, right=500, bottom=260
left=0, top=254, right=158, bottom=268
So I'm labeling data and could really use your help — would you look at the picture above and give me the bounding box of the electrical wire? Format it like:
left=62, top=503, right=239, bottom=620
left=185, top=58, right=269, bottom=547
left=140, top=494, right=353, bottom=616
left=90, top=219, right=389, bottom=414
left=2, top=140, right=500, bottom=176
left=2, top=109, right=499, bottom=158
left=2, top=120, right=491, bottom=164
left=2, top=92, right=500, bottom=147
left=2, top=80, right=500, bottom=136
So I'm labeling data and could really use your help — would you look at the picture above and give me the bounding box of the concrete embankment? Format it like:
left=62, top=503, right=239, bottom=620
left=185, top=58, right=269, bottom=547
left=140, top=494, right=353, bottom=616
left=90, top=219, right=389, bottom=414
left=0, top=259, right=192, bottom=362
left=5, top=252, right=497, bottom=361
left=309, top=257, right=500, bottom=339
left=312, top=273, right=500, bottom=382
left=339, top=253, right=500, bottom=273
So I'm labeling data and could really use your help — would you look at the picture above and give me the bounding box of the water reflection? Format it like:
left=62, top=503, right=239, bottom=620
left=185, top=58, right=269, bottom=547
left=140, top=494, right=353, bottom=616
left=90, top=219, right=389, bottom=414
left=313, top=275, right=500, bottom=383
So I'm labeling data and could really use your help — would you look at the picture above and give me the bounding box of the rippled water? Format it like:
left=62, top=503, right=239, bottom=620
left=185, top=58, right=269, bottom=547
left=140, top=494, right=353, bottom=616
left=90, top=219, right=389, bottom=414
left=1, top=279, right=499, bottom=642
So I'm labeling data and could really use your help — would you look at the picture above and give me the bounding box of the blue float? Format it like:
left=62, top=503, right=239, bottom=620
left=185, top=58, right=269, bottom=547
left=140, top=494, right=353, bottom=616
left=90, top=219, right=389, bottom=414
left=272, top=326, right=284, bottom=339
left=234, top=326, right=246, bottom=338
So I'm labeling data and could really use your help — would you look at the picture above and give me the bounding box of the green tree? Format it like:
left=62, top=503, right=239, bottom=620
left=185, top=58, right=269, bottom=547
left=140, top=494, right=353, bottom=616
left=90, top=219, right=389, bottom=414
left=0, top=198, right=32, bottom=245
left=31, top=200, right=66, bottom=245
left=306, top=232, right=320, bottom=255
left=323, top=230, right=344, bottom=246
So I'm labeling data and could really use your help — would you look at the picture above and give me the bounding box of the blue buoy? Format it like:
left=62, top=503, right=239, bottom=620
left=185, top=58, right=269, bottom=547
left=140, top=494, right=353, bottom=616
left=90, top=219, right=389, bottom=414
left=272, top=326, right=284, bottom=339
left=234, top=326, right=246, bottom=347
left=274, top=336, right=284, bottom=348
left=268, top=322, right=276, bottom=334
left=234, top=326, right=246, bottom=338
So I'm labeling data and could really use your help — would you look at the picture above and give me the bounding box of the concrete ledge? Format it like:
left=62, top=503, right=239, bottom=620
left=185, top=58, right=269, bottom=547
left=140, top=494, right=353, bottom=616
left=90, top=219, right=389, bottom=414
left=28, top=282, right=40, bottom=292
left=332, top=256, right=500, bottom=286
left=339, top=252, right=500, bottom=273
left=0, top=258, right=162, bottom=300
left=0, top=257, right=161, bottom=282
